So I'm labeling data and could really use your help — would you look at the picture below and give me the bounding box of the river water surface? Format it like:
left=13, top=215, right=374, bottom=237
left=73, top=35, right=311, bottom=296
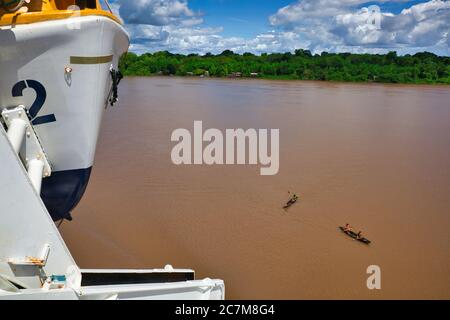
left=61, top=77, right=450, bottom=299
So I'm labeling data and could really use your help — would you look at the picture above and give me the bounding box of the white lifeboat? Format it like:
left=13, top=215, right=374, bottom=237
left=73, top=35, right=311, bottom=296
left=0, top=0, right=129, bottom=221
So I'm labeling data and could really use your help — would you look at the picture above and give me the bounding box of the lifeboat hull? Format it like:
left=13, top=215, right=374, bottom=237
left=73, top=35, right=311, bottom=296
left=0, top=15, right=129, bottom=220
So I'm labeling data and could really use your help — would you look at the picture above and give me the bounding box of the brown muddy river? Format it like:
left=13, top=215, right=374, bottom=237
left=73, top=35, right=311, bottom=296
left=61, top=77, right=450, bottom=299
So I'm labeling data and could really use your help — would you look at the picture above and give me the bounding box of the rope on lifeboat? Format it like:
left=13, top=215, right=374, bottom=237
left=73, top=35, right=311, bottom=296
left=109, top=68, right=123, bottom=106
left=0, top=0, right=26, bottom=13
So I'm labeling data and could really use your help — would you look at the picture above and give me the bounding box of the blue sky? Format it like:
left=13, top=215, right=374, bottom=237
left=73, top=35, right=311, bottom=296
left=110, top=0, right=450, bottom=56
left=187, top=0, right=294, bottom=38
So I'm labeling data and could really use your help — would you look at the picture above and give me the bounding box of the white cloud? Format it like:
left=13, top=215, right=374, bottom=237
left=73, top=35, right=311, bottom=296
left=269, top=0, right=450, bottom=54
left=113, top=0, right=450, bottom=55
left=116, top=0, right=201, bottom=26
left=128, top=28, right=310, bottom=55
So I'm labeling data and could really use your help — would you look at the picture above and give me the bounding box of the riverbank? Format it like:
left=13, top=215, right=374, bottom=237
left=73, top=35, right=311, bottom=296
left=124, top=73, right=450, bottom=86
left=120, top=50, right=450, bottom=85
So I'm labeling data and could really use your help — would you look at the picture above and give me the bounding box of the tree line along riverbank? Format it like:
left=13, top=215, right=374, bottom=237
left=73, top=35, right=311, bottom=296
left=119, top=50, right=450, bottom=85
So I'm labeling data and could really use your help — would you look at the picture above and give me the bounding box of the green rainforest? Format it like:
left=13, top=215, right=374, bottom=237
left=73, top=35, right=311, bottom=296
left=120, top=50, right=450, bottom=84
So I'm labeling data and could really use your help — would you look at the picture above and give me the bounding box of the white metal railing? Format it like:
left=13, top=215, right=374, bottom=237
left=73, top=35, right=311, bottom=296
left=1, top=106, right=51, bottom=194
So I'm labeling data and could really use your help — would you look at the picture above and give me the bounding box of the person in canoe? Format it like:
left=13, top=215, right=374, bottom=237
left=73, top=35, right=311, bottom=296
left=340, top=225, right=371, bottom=244
left=284, top=192, right=299, bottom=208
left=344, top=223, right=353, bottom=232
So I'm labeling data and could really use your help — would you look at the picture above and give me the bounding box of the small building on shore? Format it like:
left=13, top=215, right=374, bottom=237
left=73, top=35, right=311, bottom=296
left=229, top=72, right=242, bottom=78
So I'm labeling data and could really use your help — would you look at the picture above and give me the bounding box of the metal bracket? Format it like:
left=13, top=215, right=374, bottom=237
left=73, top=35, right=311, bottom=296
left=8, top=244, right=51, bottom=267
left=1, top=106, right=52, bottom=192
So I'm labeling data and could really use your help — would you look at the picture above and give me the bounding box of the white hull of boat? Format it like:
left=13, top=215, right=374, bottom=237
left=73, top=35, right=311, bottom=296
left=0, top=15, right=128, bottom=170
left=0, top=15, right=129, bottom=220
